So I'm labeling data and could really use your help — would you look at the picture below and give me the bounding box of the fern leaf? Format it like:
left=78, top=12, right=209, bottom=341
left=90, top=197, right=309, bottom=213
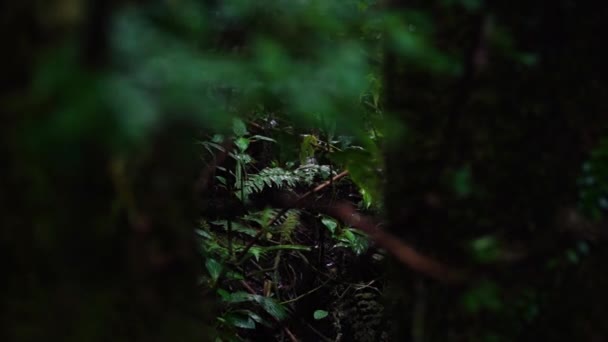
left=279, top=210, right=300, bottom=242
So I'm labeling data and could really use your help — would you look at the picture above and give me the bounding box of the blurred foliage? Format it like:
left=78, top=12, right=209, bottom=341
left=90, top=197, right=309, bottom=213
left=2, top=0, right=608, bottom=341
left=579, top=139, right=608, bottom=220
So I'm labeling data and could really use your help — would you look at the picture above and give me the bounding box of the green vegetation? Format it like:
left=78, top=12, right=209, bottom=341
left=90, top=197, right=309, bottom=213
left=2, top=0, right=608, bottom=341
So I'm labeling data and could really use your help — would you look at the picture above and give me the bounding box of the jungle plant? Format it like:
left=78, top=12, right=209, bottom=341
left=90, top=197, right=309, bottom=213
left=322, top=216, right=370, bottom=256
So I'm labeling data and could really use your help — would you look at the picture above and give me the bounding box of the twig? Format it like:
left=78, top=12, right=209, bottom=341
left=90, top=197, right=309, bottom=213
left=284, top=327, right=299, bottom=342
left=326, top=201, right=467, bottom=283
left=273, top=250, right=283, bottom=300
left=280, top=278, right=332, bottom=305
left=302, top=319, right=334, bottom=342
left=240, top=280, right=256, bottom=294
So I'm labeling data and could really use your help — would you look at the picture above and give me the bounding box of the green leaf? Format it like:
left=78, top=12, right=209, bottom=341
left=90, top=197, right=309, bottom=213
left=330, top=148, right=383, bottom=209
left=226, top=271, right=245, bottom=280
left=217, top=288, right=231, bottom=301
left=223, top=312, right=256, bottom=329
left=360, top=188, right=373, bottom=208
left=251, top=134, right=276, bottom=142
left=206, top=258, right=223, bottom=282
left=256, top=296, right=288, bottom=321
left=207, top=141, right=226, bottom=152
left=340, top=229, right=356, bottom=244
left=230, top=309, right=273, bottom=328
left=195, top=228, right=212, bottom=239
left=321, top=217, right=338, bottom=234
left=235, top=137, right=250, bottom=152
left=352, top=237, right=369, bottom=255
left=227, top=292, right=288, bottom=321
left=215, top=175, right=227, bottom=186
left=242, top=310, right=273, bottom=327
left=249, top=247, right=264, bottom=261
left=232, top=118, right=248, bottom=137
left=299, top=135, right=317, bottom=165
left=313, top=310, right=329, bottom=320
left=470, top=235, right=500, bottom=263
left=335, top=229, right=369, bottom=255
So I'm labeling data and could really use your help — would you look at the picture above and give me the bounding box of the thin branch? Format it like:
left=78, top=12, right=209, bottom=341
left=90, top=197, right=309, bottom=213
left=326, top=201, right=467, bottom=283
left=280, top=278, right=332, bottom=305
left=301, top=319, right=334, bottom=342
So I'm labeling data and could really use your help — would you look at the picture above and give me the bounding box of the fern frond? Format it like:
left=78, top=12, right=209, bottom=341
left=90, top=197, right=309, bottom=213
left=238, top=165, right=336, bottom=200
left=240, top=167, right=300, bottom=199
left=278, top=210, right=300, bottom=242
left=243, top=208, right=281, bottom=227
left=294, top=164, right=334, bottom=185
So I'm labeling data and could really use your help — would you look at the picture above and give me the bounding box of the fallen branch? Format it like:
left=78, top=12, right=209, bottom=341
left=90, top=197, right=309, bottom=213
left=253, top=171, right=465, bottom=283
left=326, top=201, right=467, bottom=283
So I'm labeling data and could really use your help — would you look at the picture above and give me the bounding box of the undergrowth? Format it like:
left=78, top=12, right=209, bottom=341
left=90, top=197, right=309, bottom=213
left=197, top=115, right=386, bottom=341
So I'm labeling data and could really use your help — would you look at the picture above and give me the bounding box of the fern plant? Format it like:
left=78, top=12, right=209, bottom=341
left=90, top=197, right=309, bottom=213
left=294, top=164, right=333, bottom=185
left=240, top=167, right=299, bottom=200
left=277, top=209, right=300, bottom=243
left=239, top=165, right=335, bottom=200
